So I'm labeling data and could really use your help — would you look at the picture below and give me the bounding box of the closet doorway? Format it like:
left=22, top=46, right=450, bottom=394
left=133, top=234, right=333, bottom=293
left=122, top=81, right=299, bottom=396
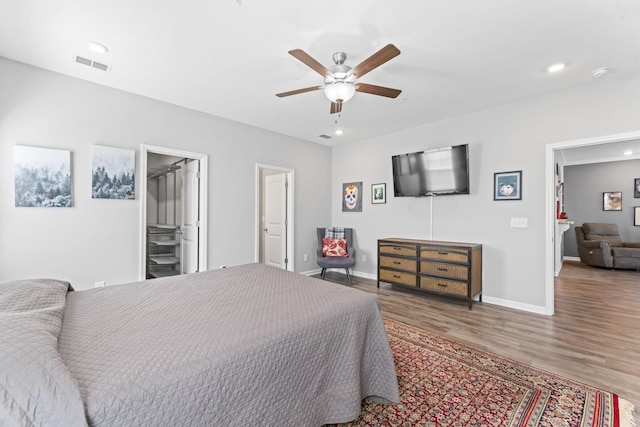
left=255, top=164, right=294, bottom=271
left=139, top=145, right=208, bottom=280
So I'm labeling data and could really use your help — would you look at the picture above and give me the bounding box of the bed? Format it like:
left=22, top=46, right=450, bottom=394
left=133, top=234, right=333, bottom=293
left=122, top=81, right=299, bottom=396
left=0, top=263, right=399, bottom=426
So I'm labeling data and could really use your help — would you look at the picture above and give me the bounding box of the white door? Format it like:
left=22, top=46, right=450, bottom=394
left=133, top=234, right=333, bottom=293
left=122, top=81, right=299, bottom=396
left=181, top=160, right=200, bottom=274
left=264, top=173, right=287, bottom=269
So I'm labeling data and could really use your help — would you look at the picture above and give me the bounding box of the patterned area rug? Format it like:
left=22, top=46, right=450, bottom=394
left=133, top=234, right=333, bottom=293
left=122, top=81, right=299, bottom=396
left=339, top=317, right=636, bottom=427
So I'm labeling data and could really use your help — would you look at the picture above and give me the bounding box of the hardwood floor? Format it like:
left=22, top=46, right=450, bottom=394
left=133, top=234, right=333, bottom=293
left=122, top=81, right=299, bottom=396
left=316, top=260, right=640, bottom=410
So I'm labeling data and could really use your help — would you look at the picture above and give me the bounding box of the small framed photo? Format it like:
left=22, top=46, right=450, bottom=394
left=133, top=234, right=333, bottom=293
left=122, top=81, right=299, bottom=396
left=603, top=191, right=622, bottom=211
left=634, top=178, right=640, bottom=198
left=372, top=183, right=386, bottom=204
left=494, top=171, right=522, bottom=201
left=635, top=207, right=640, bottom=226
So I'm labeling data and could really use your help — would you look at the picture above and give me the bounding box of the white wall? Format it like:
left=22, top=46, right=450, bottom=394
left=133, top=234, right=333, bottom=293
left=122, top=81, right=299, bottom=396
left=333, top=75, right=640, bottom=312
left=0, top=57, right=332, bottom=289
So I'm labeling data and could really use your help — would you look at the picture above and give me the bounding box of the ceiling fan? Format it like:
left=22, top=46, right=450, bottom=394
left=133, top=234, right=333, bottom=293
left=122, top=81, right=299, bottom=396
left=276, top=44, right=402, bottom=114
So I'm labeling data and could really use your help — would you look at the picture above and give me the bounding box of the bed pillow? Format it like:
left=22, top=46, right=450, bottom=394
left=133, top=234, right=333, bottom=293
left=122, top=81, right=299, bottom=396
left=0, top=278, right=87, bottom=427
left=322, top=237, right=348, bottom=257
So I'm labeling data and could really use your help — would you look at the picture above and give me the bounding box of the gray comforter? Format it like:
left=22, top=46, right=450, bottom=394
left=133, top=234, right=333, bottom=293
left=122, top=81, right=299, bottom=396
left=1, top=263, right=399, bottom=426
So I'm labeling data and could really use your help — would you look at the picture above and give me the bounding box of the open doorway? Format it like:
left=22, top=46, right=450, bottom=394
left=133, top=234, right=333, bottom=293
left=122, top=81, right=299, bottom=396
left=255, top=164, right=294, bottom=271
left=139, top=145, right=208, bottom=280
left=545, top=130, right=640, bottom=315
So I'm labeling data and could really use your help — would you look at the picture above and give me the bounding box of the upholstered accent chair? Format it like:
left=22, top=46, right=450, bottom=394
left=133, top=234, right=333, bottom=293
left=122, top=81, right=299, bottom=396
left=575, top=223, right=640, bottom=269
left=316, top=227, right=356, bottom=285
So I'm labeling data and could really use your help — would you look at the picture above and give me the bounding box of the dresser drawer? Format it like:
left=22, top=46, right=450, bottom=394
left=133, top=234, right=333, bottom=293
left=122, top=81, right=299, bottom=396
left=380, top=256, right=417, bottom=272
left=380, top=269, right=418, bottom=287
left=420, top=247, right=469, bottom=263
left=379, top=243, right=417, bottom=257
left=420, top=261, right=469, bottom=281
left=420, top=276, right=468, bottom=296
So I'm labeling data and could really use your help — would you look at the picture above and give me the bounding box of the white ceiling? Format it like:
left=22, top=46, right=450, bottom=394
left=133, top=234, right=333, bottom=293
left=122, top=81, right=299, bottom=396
left=1, top=1, right=639, bottom=147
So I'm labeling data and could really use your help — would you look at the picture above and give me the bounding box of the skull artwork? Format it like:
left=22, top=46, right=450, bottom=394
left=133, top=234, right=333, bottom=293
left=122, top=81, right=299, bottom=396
left=344, top=184, right=358, bottom=209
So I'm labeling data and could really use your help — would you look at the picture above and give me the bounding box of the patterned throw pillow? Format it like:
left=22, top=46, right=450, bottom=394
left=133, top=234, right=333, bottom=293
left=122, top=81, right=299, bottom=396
left=322, top=237, right=348, bottom=257
left=325, top=227, right=345, bottom=239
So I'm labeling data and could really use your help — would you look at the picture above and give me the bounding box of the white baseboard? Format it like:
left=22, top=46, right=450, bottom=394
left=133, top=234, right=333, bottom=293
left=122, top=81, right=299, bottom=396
left=300, top=268, right=377, bottom=281
left=481, top=296, right=547, bottom=315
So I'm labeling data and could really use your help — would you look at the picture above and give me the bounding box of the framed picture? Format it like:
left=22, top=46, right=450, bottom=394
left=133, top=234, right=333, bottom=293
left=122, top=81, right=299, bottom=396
left=603, top=191, right=622, bottom=211
left=371, top=183, right=386, bottom=204
left=634, top=178, right=640, bottom=198
left=342, top=181, right=363, bottom=212
left=14, top=145, right=72, bottom=207
left=92, top=145, right=136, bottom=199
left=635, top=207, right=640, bottom=226
left=494, top=171, right=522, bottom=201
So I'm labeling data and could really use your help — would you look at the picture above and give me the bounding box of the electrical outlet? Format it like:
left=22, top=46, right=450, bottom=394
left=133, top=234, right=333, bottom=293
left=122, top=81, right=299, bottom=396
left=510, top=217, right=528, bottom=228
left=303, top=254, right=309, bottom=262
left=94, top=281, right=105, bottom=288
left=361, top=254, right=366, bottom=262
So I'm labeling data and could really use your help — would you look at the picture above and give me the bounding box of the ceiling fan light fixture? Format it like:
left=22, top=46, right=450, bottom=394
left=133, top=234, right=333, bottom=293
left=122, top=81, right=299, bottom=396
left=324, top=81, right=355, bottom=103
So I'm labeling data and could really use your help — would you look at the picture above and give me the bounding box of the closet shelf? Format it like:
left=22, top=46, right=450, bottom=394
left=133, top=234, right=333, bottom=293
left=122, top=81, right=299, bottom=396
left=149, top=239, right=180, bottom=246
left=148, top=270, right=180, bottom=279
left=148, top=255, right=180, bottom=265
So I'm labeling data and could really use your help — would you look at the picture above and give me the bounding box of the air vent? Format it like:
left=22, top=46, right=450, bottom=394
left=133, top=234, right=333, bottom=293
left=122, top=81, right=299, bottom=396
left=74, top=54, right=111, bottom=72
left=318, top=134, right=332, bottom=139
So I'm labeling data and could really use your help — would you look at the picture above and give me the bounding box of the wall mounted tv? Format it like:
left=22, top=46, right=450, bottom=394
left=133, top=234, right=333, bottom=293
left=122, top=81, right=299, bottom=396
left=392, top=144, right=470, bottom=197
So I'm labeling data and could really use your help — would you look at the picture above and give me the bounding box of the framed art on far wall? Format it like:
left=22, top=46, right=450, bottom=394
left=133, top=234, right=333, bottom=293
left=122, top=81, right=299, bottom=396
left=372, top=183, right=386, bottom=204
left=634, top=178, right=640, bottom=198
left=494, top=171, right=522, bottom=201
left=603, top=191, right=622, bottom=211
left=635, top=207, right=640, bottom=226
left=14, top=145, right=72, bottom=207
left=342, top=181, right=363, bottom=212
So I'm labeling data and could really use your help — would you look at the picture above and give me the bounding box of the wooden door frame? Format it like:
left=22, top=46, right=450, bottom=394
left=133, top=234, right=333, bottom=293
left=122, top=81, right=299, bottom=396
left=139, top=144, right=208, bottom=280
left=255, top=164, right=294, bottom=272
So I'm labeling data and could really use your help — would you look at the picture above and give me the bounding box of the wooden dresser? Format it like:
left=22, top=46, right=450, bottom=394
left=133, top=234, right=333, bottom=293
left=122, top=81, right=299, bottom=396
left=378, top=238, right=482, bottom=309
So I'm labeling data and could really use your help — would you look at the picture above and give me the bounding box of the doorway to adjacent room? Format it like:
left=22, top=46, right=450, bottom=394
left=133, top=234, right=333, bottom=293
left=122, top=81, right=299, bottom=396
left=139, top=144, right=209, bottom=280
left=255, top=164, right=294, bottom=271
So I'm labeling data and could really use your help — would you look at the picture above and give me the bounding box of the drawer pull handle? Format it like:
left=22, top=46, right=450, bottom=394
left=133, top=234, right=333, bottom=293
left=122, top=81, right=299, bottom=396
left=393, top=275, right=401, bottom=279
left=437, top=283, right=448, bottom=288
left=437, top=267, right=448, bottom=271
left=393, top=261, right=401, bottom=264
left=438, top=252, right=449, bottom=255
left=393, top=247, right=402, bottom=251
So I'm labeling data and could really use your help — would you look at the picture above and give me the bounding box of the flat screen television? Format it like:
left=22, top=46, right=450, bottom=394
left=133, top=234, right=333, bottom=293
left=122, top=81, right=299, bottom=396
left=392, top=144, right=469, bottom=197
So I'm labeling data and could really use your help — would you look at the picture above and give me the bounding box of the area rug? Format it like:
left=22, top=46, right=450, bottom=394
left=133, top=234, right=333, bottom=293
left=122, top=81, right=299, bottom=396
left=338, top=317, right=635, bottom=427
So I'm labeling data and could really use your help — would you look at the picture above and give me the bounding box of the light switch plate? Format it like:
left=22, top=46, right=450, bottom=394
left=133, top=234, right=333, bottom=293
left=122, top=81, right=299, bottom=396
left=510, top=217, right=528, bottom=228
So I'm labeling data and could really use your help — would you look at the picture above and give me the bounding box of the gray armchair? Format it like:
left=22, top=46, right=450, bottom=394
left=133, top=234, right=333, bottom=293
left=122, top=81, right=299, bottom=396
left=575, top=223, right=640, bottom=269
left=316, top=227, right=356, bottom=284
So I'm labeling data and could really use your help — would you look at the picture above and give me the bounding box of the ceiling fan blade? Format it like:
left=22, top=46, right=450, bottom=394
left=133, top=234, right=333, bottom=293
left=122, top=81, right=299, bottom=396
left=288, top=49, right=334, bottom=77
left=330, top=101, right=342, bottom=114
left=276, top=86, right=322, bottom=97
left=356, top=83, right=402, bottom=98
left=347, top=44, right=401, bottom=79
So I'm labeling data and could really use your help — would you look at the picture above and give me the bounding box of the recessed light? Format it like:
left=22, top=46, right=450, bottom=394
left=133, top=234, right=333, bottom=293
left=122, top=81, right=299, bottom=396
left=547, top=62, right=566, bottom=73
left=88, top=41, right=108, bottom=54
left=335, top=129, right=344, bottom=136
left=624, top=150, right=633, bottom=156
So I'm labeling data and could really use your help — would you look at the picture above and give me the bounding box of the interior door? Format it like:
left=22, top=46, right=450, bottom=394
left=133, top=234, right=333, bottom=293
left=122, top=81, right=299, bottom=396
left=264, top=173, right=287, bottom=269
left=181, top=160, right=200, bottom=273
